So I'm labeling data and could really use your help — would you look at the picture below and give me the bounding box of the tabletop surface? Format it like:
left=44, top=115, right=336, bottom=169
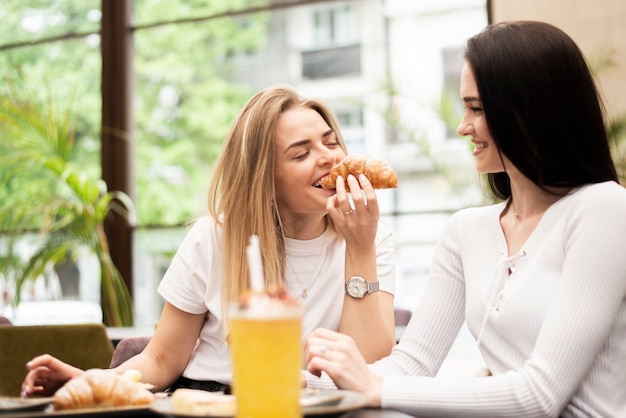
left=2, top=407, right=415, bottom=418
left=1, top=397, right=416, bottom=418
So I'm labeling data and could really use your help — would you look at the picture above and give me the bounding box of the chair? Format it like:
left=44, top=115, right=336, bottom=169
left=0, top=323, right=114, bottom=396
left=109, top=336, right=151, bottom=368
left=394, top=308, right=412, bottom=326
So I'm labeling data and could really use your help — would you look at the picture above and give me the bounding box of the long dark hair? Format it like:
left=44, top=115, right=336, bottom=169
left=464, top=21, right=617, bottom=199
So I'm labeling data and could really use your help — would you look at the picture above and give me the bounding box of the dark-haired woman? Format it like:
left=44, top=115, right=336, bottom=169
left=304, top=21, right=626, bottom=418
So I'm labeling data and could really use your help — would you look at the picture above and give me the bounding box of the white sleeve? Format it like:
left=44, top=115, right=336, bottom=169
left=157, top=217, right=217, bottom=314
left=372, top=184, right=626, bottom=417
left=375, top=220, right=396, bottom=295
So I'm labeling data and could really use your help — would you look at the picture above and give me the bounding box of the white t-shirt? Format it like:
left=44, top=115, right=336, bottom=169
left=307, top=181, right=626, bottom=418
left=158, top=217, right=395, bottom=383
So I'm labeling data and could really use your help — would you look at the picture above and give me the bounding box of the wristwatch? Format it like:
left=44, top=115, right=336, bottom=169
left=345, top=276, right=380, bottom=299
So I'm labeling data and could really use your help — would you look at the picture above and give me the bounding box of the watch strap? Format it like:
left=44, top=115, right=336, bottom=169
left=367, top=281, right=380, bottom=294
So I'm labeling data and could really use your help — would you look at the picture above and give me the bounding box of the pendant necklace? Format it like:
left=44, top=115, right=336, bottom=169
left=510, top=199, right=522, bottom=221
left=286, top=229, right=328, bottom=299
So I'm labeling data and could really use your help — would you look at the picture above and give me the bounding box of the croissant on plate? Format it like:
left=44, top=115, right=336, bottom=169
left=321, top=155, right=399, bottom=190
left=53, top=369, right=155, bottom=410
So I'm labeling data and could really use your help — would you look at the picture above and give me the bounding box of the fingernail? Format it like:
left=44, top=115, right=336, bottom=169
left=21, top=387, right=30, bottom=398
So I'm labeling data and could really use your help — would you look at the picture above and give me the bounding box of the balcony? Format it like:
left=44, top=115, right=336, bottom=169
left=302, top=44, right=361, bottom=79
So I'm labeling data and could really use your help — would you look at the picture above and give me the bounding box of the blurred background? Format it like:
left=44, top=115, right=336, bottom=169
left=1, top=1, right=624, bottom=376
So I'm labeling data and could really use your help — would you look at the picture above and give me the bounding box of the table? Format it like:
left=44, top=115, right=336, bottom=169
left=151, top=408, right=414, bottom=417
left=5, top=393, right=415, bottom=418
left=341, top=409, right=414, bottom=417
left=6, top=406, right=415, bottom=418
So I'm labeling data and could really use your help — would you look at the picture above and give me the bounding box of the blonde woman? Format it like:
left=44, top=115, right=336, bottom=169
left=21, top=85, right=396, bottom=396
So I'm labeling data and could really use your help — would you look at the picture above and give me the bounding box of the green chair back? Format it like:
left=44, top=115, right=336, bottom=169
left=0, top=323, right=114, bottom=396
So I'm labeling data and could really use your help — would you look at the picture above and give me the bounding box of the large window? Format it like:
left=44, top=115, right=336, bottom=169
left=0, top=0, right=371, bottom=325
left=1, top=0, right=489, bottom=327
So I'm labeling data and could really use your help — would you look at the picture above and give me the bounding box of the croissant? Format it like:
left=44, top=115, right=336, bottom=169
left=321, top=155, right=398, bottom=190
left=53, top=369, right=155, bottom=410
left=171, top=388, right=236, bottom=415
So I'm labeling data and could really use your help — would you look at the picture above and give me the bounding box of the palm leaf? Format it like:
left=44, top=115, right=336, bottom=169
left=0, top=74, right=135, bottom=326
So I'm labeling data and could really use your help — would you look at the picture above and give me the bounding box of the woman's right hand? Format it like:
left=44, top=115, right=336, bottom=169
left=327, top=173, right=380, bottom=248
left=21, top=354, right=83, bottom=398
left=305, top=328, right=383, bottom=407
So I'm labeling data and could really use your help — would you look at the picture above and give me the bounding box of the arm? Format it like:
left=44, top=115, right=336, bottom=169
left=311, top=185, right=626, bottom=417
left=328, top=174, right=396, bottom=362
left=21, top=302, right=204, bottom=397
left=112, top=302, right=205, bottom=391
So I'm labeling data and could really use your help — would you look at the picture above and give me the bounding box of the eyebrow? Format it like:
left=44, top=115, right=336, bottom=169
left=283, top=129, right=335, bottom=154
left=462, top=96, right=481, bottom=103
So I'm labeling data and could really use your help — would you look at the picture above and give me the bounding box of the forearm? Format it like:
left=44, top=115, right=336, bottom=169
left=339, top=243, right=396, bottom=362
left=111, top=303, right=203, bottom=391
left=111, top=348, right=188, bottom=392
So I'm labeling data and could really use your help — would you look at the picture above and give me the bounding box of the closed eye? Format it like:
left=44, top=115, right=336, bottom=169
left=294, top=150, right=310, bottom=161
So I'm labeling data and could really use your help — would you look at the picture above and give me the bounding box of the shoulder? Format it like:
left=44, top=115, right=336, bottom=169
left=562, top=181, right=626, bottom=224
left=448, top=201, right=505, bottom=228
left=188, top=215, right=216, bottom=229
left=573, top=180, right=626, bottom=200
left=432, top=203, right=505, bottom=248
left=175, top=216, right=222, bottom=252
left=566, top=181, right=626, bottom=214
left=184, top=216, right=220, bottom=236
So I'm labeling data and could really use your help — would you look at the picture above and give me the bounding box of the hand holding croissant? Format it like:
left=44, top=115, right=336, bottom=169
left=321, top=155, right=398, bottom=190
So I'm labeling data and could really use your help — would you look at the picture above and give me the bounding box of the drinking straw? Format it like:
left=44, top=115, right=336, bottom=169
left=246, top=234, right=265, bottom=292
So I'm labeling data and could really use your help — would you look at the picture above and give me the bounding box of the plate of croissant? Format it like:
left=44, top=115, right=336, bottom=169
left=11, top=369, right=160, bottom=417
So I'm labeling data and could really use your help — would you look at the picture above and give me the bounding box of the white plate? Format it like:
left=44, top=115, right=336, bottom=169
left=150, top=389, right=369, bottom=417
left=0, top=396, right=53, bottom=413
left=0, top=402, right=151, bottom=417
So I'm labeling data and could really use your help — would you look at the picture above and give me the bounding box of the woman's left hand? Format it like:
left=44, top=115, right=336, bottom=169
left=305, top=328, right=383, bottom=407
left=327, top=174, right=379, bottom=248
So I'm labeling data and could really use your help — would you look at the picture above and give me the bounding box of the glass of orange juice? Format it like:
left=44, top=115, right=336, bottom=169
left=228, top=293, right=302, bottom=418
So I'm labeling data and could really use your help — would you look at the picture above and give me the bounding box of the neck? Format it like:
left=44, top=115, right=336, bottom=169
left=282, top=216, right=328, bottom=240
left=508, top=184, right=572, bottom=221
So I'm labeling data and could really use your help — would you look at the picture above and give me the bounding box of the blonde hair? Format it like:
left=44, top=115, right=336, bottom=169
left=208, top=85, right=347, bottom=307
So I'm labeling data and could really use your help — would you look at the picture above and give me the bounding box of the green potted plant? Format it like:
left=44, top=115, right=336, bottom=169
left=0, top=76, right=135, bottom=326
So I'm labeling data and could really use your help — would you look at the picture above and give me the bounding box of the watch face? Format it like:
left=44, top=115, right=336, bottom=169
left=347, top=276, right=367, bottom=298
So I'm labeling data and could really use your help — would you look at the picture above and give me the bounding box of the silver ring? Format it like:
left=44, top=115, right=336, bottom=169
left=343, top=209, right=354, bottom=215
left=319, top=344, right=327, bottom=355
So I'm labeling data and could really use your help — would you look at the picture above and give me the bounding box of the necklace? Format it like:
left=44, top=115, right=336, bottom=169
left=286, top=230, right=328, bottom=299
left=510, top=199, right=521, bottom=220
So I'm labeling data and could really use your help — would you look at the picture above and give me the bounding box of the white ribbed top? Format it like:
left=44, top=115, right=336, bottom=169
left=309, top=181, right=626, bottom=418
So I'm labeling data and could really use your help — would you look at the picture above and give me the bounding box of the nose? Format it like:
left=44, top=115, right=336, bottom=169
left=456, top=115, right=474, bottom=137
left=318, top=145, right=341, bottom=166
